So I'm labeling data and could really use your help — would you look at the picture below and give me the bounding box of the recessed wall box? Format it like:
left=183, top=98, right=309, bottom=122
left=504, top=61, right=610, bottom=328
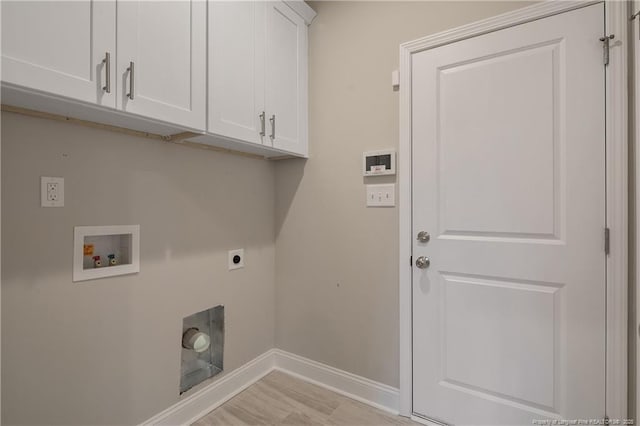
left=73, top=225, right=140, bottom=282
left=180, top=305, right=224, bottom=394
left=363, top=150, right=396, bottom=176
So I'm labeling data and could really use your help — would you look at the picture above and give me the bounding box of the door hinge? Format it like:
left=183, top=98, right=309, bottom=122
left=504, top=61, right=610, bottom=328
left=410, top=255, right=413, bottom=266
left=604, top=227, right=610, bottom=255
left=599, top=34, right=614, bottom=66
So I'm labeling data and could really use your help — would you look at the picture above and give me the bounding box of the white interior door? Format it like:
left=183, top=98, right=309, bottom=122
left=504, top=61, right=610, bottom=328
left=208, top=1, right=266, bottom=145
left=411, top=4, right=606, bottom=424
left=117, top=0, right=206, bottom=130
left=265, top=1, right=307, bottom=155
left=1, top=0, right=116, bottom=107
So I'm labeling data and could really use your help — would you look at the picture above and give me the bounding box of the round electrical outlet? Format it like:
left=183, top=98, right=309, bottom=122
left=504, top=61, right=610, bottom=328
left=228, top=249, right=244, bottom=270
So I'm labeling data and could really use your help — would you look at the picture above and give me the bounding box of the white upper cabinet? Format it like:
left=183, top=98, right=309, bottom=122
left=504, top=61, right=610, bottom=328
left=207, top=0, right=311, bottom=156
left=117, top=1, right=206, bottom=130
left=265, top=2, right=308, bottom=156
left=1, top=0, right=116, bottom=108
left=209, top=1, right=266, bottom=145
left=2, top=0, right=314, bottom=157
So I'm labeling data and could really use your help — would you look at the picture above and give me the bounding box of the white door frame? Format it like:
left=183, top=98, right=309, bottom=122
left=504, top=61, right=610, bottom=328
left=635, top=0, right=640, bottom=419
left=398, top=0, right=628, bottom=420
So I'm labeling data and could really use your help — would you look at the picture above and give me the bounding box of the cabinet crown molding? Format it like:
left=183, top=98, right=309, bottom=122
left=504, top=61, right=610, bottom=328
left=284, top=0, right=316, bottom=25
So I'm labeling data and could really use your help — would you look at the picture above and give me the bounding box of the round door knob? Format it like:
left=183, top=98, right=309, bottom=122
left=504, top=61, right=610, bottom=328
left=417, top=231, right=430, bottom=243
left=415, top=256, right=430, bottom=269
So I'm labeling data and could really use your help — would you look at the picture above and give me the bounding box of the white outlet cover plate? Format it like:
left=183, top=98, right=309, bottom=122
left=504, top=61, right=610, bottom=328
left=41, top=176, right=64, bottom=207
left=228, top=249, right=244, bottom=270
left=366, top=184, right=395, bottom=207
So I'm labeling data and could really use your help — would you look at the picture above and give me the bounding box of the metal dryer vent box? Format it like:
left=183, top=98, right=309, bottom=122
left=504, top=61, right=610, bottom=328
left=179, top=305, right=224, bottom=394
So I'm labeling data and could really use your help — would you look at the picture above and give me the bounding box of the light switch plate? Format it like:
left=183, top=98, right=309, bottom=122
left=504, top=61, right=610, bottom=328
left=366, top=184, right=395, bottom=207
left=41, top=176, right=64, bottom=207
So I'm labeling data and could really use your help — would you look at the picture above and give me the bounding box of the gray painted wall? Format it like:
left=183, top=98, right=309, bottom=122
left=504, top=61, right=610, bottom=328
left=1, top=112, right=276, bottom=425
left=0, top=2, right=548, bottom=424
left=274, top=1, right=532, bottom=388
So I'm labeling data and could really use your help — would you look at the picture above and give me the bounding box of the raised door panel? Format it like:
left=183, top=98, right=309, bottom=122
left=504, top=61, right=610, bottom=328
left=209, top=1, right=265, bottom=145
left=438, top=45, right=558, bottom=240
left=117, top=0, right=206, bottom=130
left=1, top=0, right=116, bottom=107
left=265, top=1, right=307, bottom=156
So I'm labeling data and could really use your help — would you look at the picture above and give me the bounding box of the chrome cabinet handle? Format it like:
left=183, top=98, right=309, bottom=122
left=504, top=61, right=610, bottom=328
left=415, top=256, right=430, bottom=269
left=102, top=52, right=111, bottom=93
left=269, top=114, right=275, bottom=140
left=259, top=112, right=266, bottom=137
left=126, top=61, right=135, bottom=100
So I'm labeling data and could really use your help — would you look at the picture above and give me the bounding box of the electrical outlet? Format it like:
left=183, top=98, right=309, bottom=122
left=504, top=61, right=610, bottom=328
left=228, top=249, right=244, bottom=270
left=47, top=183, right=58, bottom=201
left=41, top=177, right=64, bottom=207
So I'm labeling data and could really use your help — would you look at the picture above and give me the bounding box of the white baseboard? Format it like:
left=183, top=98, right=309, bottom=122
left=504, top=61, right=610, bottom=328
left=273, top=349, right=400, bottom=415
left=411, top=414, right=447, bottom=426
left=139, top=349, right=276, bottom=426
left=140, top=348, right=400, bottom=425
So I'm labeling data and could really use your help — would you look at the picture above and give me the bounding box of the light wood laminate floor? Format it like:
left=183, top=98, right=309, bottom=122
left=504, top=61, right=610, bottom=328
left=193, top=371, right=419, bottom=426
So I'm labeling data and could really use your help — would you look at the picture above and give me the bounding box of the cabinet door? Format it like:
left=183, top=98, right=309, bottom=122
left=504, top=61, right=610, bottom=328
left=209, top=1, right=266, bottom=145
left=1, top=0, right=116, bottom=107
left=117, top=0, right=206, bottom=130
left=265, top=1, right=308, bottom=155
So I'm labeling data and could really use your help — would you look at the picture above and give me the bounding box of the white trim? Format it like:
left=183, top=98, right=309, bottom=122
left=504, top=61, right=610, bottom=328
left=400, top=1, right=598, bottom=55
left=398, top=0, right=628, bottom=419
left=283, top=0, right=316, bottom=25
left=398, top=24, right=413, bottom=417
left=605, top=0, right=629, bottom=420
left=411, top=415, right=448, bottom=426
left=138, top=349, right=401, bottom=425
left=139, top=349, right=276, bottom=426
left=273, top=349, right=400, bottom=415
left=634, top=0, right=640, bottom=418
